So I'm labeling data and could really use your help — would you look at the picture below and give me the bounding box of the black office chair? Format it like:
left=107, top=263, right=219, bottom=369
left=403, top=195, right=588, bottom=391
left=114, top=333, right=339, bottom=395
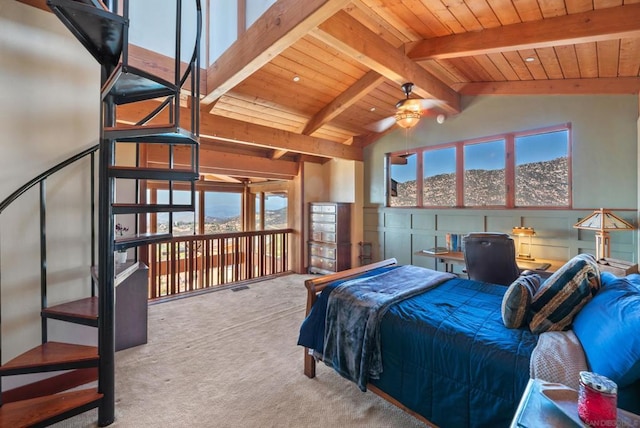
left=462, top=232, right=521, bottom=286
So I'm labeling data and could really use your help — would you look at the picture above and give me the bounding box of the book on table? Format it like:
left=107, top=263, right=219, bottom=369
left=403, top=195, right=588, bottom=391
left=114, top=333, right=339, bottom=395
left=422, top=247, right=449, bottom=255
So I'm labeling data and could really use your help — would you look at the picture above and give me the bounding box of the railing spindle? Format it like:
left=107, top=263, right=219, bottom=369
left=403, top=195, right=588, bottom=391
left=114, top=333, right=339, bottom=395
left=144, top=229, right=292, bottom=300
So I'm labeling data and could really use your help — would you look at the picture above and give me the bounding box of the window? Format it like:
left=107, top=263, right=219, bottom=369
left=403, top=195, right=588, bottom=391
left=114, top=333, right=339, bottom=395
left=204, top=192, right=242, bottom=233
left=146, top=181, right=290, bottom=235
left=387, top=124, right=571, bottom=208
left=423, top=146, right=456, bottom=207
left=264, top=192, right=287, bottom=230
left=515, top=128, right=569, bottom=207
left=388, top=153, right=417, bottom=207
left=464, top=139, right=506, bottom=207
left=154, top=189, right=199, bottom=236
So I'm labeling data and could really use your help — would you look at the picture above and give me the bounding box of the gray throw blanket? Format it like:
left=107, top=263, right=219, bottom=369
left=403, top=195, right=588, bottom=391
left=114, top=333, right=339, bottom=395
left=323, top=265, right=455, bottom=391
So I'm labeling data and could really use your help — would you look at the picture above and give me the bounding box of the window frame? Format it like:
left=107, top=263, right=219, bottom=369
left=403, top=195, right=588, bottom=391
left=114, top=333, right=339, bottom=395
left=386, top=123, right=572, bottom=209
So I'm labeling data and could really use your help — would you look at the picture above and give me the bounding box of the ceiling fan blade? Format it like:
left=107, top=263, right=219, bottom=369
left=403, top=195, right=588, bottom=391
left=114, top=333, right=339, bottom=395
left=365, top=116, right=396, bottom=133
left=396, top=98, right=445, bottom=111
left=417, top=98, right=446, bottom=110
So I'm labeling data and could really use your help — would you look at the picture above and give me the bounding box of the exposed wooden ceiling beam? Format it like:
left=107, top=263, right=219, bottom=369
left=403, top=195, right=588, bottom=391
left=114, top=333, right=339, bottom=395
left=202, top=0, right=351, bottom=107
left=454, top=77, right=640, bottom=95
left=201, top=174, right=243, bottom=183
left=16, top=0, right=49, bottom=12
left=408, top=4, right=640, bottom=61
left=270, top=149, right=289, bottom=160
left=200, top=115, right=363, bottom=161
left=312, top=11, right=461, bottom=114
left=116, top=101, right=362, bottom=160
left=302, top=70, right=385, bottom=135
left=146, top=145, right=299, bottom=180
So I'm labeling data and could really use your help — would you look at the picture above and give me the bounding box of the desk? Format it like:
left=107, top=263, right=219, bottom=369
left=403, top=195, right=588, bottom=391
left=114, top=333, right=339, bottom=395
left=415, top=250, right=565, bottom=276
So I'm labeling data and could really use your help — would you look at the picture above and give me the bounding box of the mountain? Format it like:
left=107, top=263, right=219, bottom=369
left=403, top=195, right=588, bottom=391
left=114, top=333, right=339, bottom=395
left=392, top=157, right=569, bottom=207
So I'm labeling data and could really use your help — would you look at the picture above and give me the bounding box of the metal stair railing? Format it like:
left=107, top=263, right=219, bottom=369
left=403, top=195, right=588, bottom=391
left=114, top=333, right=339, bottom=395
left=0, top=0, right=202, bottom=424
left=0, top=144, right=100, bottom=406
left=97, top=1, right=202, bottom=425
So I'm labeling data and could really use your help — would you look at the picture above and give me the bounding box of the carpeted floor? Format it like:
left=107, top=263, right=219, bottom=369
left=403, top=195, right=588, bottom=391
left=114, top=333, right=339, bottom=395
left=56, top=274, right=427, bottom=427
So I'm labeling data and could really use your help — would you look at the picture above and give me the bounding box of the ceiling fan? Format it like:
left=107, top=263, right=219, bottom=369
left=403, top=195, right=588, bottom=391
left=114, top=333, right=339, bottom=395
left=366, top=82, right=446, bottom=133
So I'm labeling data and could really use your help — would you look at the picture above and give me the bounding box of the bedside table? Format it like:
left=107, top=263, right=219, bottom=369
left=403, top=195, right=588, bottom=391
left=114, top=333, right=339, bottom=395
left=511, top=378, right=640, bottom=428
left=511, top=379, right=577, bottom=427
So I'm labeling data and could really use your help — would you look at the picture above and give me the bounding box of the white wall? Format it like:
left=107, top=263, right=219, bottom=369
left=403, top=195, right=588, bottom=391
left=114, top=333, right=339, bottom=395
left=246, top=0, right=276, bottom=28
left=0, top=2, right=99, bottom=376
left=209, top=0, right=276, bottom=65
left=209, top=0, right=238, bottom=65
left=129, top=0, right=207, bottom=64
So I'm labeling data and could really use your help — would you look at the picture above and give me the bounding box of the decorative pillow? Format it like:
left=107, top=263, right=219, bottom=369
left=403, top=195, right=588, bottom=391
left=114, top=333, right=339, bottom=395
left=501, top=273, right=542, bottom=328
left=573, top=273, right=640, bottom=388
left=528, top=253, right=600, bottom=334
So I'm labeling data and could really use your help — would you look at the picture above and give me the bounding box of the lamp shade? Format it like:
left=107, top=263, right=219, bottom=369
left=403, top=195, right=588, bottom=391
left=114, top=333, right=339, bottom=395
left=573, top=208, right=634, bottom=231
left=512, top=226, right=536, bottom=236
left=573, top=208, right=634, bottom=260
left=395, top=110, right=421, bottom=129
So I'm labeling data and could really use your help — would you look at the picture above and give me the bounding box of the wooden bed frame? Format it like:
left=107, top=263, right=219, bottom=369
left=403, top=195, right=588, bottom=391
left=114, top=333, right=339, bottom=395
left=301, top=258, right=437, bottom=427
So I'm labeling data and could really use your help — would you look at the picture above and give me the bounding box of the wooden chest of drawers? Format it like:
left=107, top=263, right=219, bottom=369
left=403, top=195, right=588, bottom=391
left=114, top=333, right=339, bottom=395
left=308, top=202, right=351, bottom=274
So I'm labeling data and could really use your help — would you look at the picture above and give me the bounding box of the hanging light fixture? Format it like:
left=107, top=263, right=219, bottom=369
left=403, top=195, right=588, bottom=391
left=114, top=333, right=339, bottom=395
left=395, top=110, right=421, bottom=129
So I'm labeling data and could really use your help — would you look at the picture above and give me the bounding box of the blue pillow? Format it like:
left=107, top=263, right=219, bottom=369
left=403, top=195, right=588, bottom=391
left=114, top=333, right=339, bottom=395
left=573, top=273, right=640, bottom=387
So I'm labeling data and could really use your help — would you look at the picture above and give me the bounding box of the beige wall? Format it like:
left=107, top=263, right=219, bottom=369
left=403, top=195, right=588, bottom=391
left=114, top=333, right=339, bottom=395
left=0, top=2, right=100, bottom=375
left=303, top=159, right=365, bottom=270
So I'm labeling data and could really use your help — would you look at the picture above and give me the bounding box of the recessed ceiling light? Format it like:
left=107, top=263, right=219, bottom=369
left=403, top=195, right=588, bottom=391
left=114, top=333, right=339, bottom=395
left=525, top=57, right=535, bottom=62
left=293, top=75, right=300, bottom=82
left=370, top=107, right=376, bottom=112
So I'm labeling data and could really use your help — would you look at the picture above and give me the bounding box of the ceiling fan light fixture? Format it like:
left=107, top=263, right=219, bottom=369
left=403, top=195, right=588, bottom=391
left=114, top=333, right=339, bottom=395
left=395, top=110, right=421, bottom=129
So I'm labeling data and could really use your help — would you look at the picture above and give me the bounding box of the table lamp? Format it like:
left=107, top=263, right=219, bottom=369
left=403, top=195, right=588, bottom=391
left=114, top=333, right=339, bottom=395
left=573, top=208, right=634, bottom=260
left=512, top=227, right=536, bottom=261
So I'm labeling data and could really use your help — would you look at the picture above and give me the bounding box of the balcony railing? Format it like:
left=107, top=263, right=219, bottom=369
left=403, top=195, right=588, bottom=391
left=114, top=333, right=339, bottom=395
left=146, top=228, right=293, bottom=299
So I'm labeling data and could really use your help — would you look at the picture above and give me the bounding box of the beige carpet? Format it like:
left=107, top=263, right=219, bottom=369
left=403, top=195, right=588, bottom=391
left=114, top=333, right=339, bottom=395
left=56, top=274, right=426, bottom=427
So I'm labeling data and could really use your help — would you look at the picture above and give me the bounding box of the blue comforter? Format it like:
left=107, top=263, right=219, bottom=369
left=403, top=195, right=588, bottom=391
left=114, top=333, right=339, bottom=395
left=298, top=268, right=539, bottom=428
left=323, top=265, right=455, bottom=390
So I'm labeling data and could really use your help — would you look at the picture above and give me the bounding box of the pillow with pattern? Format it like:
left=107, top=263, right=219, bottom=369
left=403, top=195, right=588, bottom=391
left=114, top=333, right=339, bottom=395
left=501, top=273, right=543, bottom=328
left=528, top=253, right=600, bottom=334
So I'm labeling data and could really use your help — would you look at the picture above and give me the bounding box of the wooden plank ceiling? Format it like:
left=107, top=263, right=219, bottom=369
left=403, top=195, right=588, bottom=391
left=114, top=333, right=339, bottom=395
left=21, top=0, right=640, bottom=181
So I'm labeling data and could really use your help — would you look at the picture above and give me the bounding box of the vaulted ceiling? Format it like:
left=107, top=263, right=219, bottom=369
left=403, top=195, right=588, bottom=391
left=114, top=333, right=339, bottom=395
left=22, top=0, right=640, bottom=182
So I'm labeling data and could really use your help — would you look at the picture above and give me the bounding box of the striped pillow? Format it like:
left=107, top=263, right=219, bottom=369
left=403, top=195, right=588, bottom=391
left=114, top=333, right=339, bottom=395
left=529, top=254, right=601, bottom=334
left=501, top=273, right=543, bottom=328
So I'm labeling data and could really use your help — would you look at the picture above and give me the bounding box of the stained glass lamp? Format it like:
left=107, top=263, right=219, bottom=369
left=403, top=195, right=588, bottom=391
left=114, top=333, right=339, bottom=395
left=573, top=208, right=634, bottom=260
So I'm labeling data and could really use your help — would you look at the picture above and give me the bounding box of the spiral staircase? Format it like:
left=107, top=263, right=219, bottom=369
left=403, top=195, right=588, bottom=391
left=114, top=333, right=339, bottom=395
left=0, top=0, right=201, bottom=426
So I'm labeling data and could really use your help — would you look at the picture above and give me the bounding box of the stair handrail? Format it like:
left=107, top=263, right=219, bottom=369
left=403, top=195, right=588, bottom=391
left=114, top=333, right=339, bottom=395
left=0, top=143, right=100, bottom=409
left=0, top=144, right=99, bottom=214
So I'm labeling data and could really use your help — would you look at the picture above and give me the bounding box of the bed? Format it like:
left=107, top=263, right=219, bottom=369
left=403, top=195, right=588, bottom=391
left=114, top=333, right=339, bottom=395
left=298, top=257, right=640, bottom=427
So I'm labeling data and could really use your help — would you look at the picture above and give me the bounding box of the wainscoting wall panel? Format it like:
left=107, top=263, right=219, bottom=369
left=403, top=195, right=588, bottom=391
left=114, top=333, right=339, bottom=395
left=412, top=214, right=436, bottom=231
left=384, top=212, right=411, bottom=228
left=364, top=207, right=638, bottom=272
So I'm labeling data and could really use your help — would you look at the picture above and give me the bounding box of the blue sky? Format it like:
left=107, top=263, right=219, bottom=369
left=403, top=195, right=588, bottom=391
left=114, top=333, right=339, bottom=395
left=392, top=130, right=568, bottom=182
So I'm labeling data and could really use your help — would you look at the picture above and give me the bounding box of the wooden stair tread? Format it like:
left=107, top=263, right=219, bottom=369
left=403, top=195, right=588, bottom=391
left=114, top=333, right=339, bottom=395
left=43, top=297, right=98, bottom=321
left=1, top=342, right=98, bottom=374
left=0, top=388, right=102, bottom=427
